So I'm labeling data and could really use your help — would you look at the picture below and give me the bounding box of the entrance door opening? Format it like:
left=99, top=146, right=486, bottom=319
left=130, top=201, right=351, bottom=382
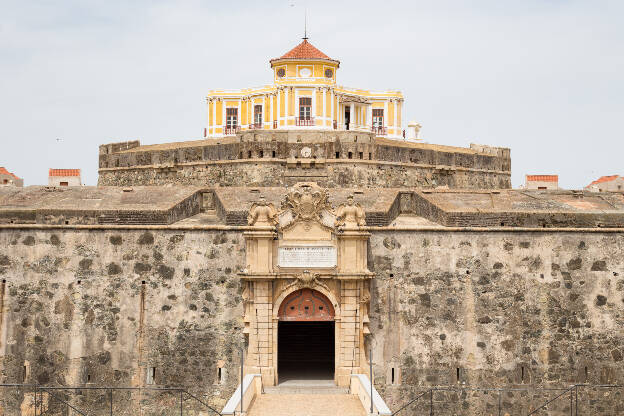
left=277, top=288, right=335, bottom=384
left=344, top=107, right=351, bottom=130
left=278, top=321, right=334, bottom=383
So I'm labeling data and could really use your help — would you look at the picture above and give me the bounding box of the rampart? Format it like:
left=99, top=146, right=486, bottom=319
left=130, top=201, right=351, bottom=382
left=97, top=131, right=511, bottom=189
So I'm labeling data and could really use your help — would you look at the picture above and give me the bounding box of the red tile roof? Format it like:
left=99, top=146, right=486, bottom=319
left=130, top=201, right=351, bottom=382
left=0, top=167, right=20, bottom=179
left=49, top=169, right=81, bottom=177
left=526, top=175, right=558, bottom=182
left=588, top=175, right=620, bottom=186
left=271, top=39, right=337, bottom=64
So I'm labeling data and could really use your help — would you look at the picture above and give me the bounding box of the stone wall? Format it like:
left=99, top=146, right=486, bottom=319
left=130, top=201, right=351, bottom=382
left=369, top=230, right=624, bottom=414
left=0, top=227, right=623, bottom=414
left=0, top=228, right=246, bottom=414
left=97, top=132, right=511, bottom=189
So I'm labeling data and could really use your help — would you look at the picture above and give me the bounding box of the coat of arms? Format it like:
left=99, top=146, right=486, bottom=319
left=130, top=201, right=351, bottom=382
left=279, top=182, right=335, bottom=230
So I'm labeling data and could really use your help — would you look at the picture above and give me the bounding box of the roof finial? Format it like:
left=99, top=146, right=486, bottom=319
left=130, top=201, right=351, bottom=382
left=303, top=8, right=308, bottom=40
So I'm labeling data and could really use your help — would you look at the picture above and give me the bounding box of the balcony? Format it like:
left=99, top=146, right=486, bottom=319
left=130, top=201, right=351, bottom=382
left=248, top=123, right=263, bottom=130
left=371, top=126, right=387, bottom=136
left=295, top=117, right=315, bottom=127
left=223, top=125, right=240, bottom=135
left=273, top=120, right=278, bottom=129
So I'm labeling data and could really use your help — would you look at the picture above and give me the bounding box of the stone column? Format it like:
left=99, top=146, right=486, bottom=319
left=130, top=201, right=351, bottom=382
left=350, top=102, right=355, bottom=130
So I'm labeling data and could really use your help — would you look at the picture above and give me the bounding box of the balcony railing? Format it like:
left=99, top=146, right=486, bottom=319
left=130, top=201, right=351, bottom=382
left=372, top=126, right=387, bottom=136
left=333, top=120, right=337, bottom=130
left=295, top=117, right=315, bottom=126
left=223, top=125, right=240, bottom=135
left=273, top=120, right=278, bottom=129
left=248, top=123, right=263, bottom=130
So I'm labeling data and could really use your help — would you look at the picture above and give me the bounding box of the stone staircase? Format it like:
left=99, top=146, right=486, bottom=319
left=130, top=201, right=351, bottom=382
left=247, top=392, right=367, bottom=416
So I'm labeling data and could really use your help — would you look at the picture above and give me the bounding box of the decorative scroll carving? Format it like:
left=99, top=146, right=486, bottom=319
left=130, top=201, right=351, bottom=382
left=278, top=182, right=335, bottom=230
left=335, top=194, right=366, bottom=228
left=247, top=196, right=277, bottom=226
left=280, top=269, right=330, bottom=294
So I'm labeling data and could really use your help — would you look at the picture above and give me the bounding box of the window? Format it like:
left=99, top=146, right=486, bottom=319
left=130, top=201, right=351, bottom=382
left=2, top=179, right=7, bottom=184
left=372, top=109, right=384, bottom=127
left=299, top=97, right=312, bottom=120
left=226, top=108, right=238, bottom=128
left=254, top=105, right=262, bottom=125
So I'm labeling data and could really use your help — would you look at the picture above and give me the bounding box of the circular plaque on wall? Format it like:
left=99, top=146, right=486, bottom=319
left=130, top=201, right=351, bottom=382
left=324, top=69, right=333, bottom=78
left=277, top=68, right=286, bottom=78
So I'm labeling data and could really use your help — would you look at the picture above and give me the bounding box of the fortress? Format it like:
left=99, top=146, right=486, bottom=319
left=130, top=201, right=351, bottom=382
left=0, top=39, right=623, bottom=415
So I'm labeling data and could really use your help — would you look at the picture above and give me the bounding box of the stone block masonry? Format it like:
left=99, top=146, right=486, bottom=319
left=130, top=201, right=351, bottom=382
left=0, top=225, right=622, bottom=414
left=97, top=131, right=511, bottom=189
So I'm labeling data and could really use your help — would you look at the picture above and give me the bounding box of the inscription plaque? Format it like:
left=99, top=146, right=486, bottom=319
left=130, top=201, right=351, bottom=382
left=278, top=246, right=336, bottom=268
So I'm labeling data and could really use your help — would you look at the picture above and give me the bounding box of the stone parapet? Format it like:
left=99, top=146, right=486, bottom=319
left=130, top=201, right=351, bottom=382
left=97, top=131, right=511, bottom=189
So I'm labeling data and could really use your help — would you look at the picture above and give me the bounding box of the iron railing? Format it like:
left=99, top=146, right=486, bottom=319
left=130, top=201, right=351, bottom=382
left=372, top=125, right=387, bottom=136
left=223, top=125, right=240, bottom=135
left=273, top=120, right=278, bottom=129
left=295, top=117, right=314, bottom=126
left=248, top=122, right=263, bottom=129
left=389, top=384, right=624, bottom=416
left=0, top=384, right=223, bottom=416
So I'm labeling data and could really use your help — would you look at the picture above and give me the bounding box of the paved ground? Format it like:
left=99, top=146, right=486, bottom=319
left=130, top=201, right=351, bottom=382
left=247, top=393, right=367, bottom=416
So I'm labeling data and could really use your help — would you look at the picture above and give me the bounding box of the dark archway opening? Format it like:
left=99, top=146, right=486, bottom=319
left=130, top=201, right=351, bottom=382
left=278, top=321, right=335, bottom=383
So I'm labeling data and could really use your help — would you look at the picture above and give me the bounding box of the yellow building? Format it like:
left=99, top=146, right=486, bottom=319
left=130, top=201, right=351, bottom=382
left=205, top=38, right=404, bottom=139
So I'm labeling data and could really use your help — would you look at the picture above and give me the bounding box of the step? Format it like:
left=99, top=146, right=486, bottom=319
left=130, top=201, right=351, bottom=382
left=247, top=393, right=367, bottom=416
left=263, top=386, right=349, bottom=395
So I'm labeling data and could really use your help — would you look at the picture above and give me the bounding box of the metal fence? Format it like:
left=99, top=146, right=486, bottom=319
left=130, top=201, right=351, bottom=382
left=390, top=384, right=624, bottom=416
left=0, top=384, right=222, bottom=416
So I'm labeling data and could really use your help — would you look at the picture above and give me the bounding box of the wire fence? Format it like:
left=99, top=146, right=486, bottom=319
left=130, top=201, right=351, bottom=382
left=389, top=384, right=624, bottom=416
left=0, top=384, right=223, bottom=416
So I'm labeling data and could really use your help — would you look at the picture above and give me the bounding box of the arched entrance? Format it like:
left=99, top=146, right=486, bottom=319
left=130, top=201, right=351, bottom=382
left=277, top=289, right=335, bottom=383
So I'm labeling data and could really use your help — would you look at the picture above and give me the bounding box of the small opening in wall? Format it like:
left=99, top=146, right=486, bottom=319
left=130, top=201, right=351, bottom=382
left=87, top=374, right=91, bottom=383
left=248, top=151, right=252, bottom=158
left=304, top=306, right=309, bottom=310
left=146, top=367, right=156, bottom=385
left=259, top=150, right=264, bottom=158
left=521, top=366, right=525, bottom=382
left=368, top=153, right=372, bottom=160
left=239, top=152, right=243, bottom=159
left=217, top=367, right=222, bottom=382
left=389, top=273, right=394, bottom=278
left=466, top=270, right=470, bottom=275
left=348, top=152, right=353, bottom=159
left=584, top=366, right=588, bottom=382
left=359, top=152, right=363, bottom=159
left=142, top=281, right=146, bottom=285
left=77, top=280, right=81, bottom=285
left=500, top=222, right=504, bottom=226
left=23, top=366, right=27, bottom=383
left=456, top=368, right=461, bottom=382
left=65, top=221, right=69, bottom=225
left=319, top=306, right=323, bottom=310
left=272, top=151, right=276, bottom=158
left=335, top=152, right=340, bottom=159
left=290, top=306, right=295, bottom=310
left=2, top=279, right=6, bottom=283
left=391, top=367, right=395, bottom=384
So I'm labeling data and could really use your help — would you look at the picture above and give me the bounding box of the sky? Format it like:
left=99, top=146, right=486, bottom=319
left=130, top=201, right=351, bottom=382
left=0, top=0, right=622, bottom=188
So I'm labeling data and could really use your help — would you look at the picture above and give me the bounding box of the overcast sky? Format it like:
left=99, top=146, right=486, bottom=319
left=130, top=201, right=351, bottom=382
left=1, top=0, right=622, bottom=188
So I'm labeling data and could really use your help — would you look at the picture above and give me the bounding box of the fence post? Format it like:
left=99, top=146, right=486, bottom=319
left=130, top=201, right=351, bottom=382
left=430, top=389, right=433, bottom=416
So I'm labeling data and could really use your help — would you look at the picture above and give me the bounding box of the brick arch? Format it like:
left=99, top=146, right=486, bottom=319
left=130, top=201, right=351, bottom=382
left=278, top=288, right=335, bottom=321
